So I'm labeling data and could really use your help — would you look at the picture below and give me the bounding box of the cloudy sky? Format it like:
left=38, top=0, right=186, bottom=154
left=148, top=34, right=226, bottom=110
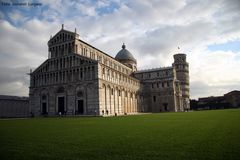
left=0, top=0, right=240, bottom=99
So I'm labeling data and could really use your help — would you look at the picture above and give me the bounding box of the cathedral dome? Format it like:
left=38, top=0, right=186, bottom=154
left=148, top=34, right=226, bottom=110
left=115, top=43, right=136, bottom=63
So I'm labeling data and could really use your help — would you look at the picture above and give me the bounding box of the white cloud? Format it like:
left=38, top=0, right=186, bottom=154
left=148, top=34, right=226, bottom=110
left=75, top=3, right=97, bottom=17
left=0, top=81, right=28, bottom=96
left=0, top=66, right=29, bottom=96
left=0, top=20, right=50, bottom=67
left=97, top=0, right=111, bottom=8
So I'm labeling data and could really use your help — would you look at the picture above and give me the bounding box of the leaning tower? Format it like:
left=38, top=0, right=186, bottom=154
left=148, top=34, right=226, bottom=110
left=172, top=53, right=190, bottom=111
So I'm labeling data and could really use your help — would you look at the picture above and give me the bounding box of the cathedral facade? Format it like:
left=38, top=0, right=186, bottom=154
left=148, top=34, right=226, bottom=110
left=29, top=26, right=190, bottom=116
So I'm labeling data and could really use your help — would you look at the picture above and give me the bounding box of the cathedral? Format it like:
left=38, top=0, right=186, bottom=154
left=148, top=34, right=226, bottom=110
left=29, top=25, right=190, bottom=116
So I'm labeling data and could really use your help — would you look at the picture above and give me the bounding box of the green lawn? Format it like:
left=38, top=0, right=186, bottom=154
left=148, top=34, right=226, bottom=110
left=0, top=109, right=240, bottom=160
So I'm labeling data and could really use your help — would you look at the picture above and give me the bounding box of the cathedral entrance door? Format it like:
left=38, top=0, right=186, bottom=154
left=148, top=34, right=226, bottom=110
left=163, top=103, right=168, bottom=111
left=58, top=97, right=65, bottom=114
left=78, top=100, right=84, bottom=114
left=42, top=103, right=47, bottom=115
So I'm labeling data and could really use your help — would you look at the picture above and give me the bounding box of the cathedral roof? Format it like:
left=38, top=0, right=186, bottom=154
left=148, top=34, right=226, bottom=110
left=135, top=66, right=173, bottom=73
left=115, top=43, right=136, bottom=63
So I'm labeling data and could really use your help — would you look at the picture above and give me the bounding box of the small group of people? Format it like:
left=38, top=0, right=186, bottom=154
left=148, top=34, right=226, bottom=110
left=102, top=110, right=118, bottom=116
left=102, top=110, right=108, bottom=115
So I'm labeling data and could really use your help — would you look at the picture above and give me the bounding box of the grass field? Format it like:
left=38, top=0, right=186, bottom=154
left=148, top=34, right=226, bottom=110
left=0, top=109, right=240, bottom=160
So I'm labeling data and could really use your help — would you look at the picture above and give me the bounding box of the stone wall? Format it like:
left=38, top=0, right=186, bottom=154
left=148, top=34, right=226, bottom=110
left=0, top=95, right=29, bottom=118
left=134, top=67, right=183, bottom=112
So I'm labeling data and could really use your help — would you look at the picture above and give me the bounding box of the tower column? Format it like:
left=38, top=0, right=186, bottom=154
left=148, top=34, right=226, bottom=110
left=172, top=53, right=190, bottom=111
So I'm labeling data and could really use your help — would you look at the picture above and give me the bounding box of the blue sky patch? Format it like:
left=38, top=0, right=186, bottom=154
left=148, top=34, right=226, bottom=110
left=96, top=1, right=120, bottom=16
left=0, top=1, right=45, bottom=26
left=207, top=40, right=240, bottom=52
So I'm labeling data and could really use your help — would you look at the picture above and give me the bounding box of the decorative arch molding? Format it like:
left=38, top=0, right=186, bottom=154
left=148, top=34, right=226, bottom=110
left=75, top=85, right=86, bottom=99
left=39, top=88, right=49, bottom=115
left=75, top=84, right=88, bottom=115
left=107, top=84, right=111, bottom=89
left=31, top=88, right=38, bottom=94
left=76, top=85, right=84, bottom=91
left=76, top=90, right=84, bottom=97
left=102, top=83, right=106, bottom=88
left=56, top=86, right=65, bottom=93
left=86, top=83, right=94, bottom=90
left=40, top=88, right=49, bottom=95
left=67, top=85, right=74, bottom=93
left=55, top=86, right=67, bottom=115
